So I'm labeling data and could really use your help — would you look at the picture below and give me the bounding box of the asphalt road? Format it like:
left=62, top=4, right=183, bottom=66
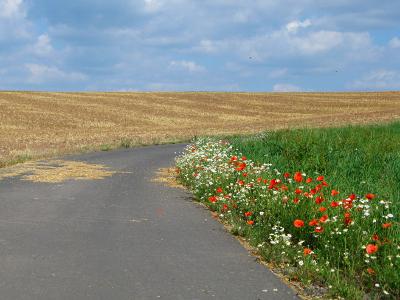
left=0, top=144, right=299, bottom=300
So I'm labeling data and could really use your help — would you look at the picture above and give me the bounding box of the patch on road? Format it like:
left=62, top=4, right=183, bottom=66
left=0, top=159, right=120, bottom=183
left=151, top=167, right=185, bottom=189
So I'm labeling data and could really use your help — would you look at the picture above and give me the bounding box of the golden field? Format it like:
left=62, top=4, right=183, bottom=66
left=1, top=91, right=400, bottom=167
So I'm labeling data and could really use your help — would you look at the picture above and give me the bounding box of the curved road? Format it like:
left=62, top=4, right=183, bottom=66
left=0, top=144, right=298, bottom=300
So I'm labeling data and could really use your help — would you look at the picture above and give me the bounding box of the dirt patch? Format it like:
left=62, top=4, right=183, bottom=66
left=151, top=167, right=185, bottom=189
left=0, top=159, right=119, bottom=183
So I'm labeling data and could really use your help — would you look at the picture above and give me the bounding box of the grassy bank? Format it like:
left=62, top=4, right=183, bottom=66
left=229, top=121, right=400, bottom=213
left=175, top=122, right=400, bottom=299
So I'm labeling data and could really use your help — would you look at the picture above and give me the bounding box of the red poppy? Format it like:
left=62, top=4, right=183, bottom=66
left=322, top=181, right=329, bottom=187
left=366, top=193, right=375, bottom=200
left=244, top=211, right=252, bottom=217
left=293, top=219, right=305, bottom=228
left=281, top=184, right=289, bottom=191
left=316, top=175, right=324, bottom=181
left=230, top=156, right=238, bottom=162
left=293, top=197, right=300, bottom=204
left=344, top=212, right=351, bottom=218
left=303, top=248, right=312, bottom=256
left=330, top=201, right=339, bottom=208
left=257, top=177, right=262, bottom=183
left=366, top=244, right=378, bottom=254
left=315, top=196, right=324, bottom=204
left=208, top=196, right=217, bottom=203
left=331, top=189, right=339, bottom=196
left=319, top=206, right=327, bottom=212
left=315, top=226, right=324, bottom=233
left=237, top=180, right=244, bottom=186
left=366, top=268, right=375, bottom=275
left=294, top=172, right=303, bottom=183
left=306, top=177, right=313, bottom=183
left=310, top=188, right=317, bottom=195
left=372, top=234, right=379, bottom=241
left=241, top=156, right=247, bottom=161
left=348, top=194, right=356, bottom=200
left=284, top=172, right=290, bottom=178
left=382, top=223, right=392, bottom=229
left=247, top=220, right=254, bottom=225
left=344, top=217, right=352, bottom=225
left=319, top=215, right=328, bottom=223
left=309, top=219, right=318, bottom=226
left=295, top=188, right=302, bottom=195
left=216, top=187, right=223, bottom=193
left=236, top=162, right=247, bottom=171
left=224, top=195, right=231, bottom=199
left=222, top=204, right=229, bottom=211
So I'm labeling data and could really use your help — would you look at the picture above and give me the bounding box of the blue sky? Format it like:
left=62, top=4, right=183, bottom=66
left=0, top=0, right=400, bottom=92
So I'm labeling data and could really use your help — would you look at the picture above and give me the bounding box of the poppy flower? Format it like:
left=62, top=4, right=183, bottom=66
left=366, top=193, right=375, bottom=200
left=247, top=220, right=254, bottom=225
left=257, top=177, right=262, bottom=183
left=293, top=197, right=300, bottom=204
left=222, top=204, right=229, bottom=211
left=236, top=162, right=247, bottom=171
left=382, top=223, right=392, bottom=229
left=315, top=226, right=324, bottom=233
left=322, top=181, right=329, bottom=187
left=243, top=172, right=248, bottom=177
left=344, top=217, right=352, bottom=225
left=244, top=211, right=252, bottom=217
left=315, top=196, right=324, bottom=204
left=303, top=248, right=312, bottom=256
left=319, top=206, right=327, bottom=212
left=241, top=156, right=247, bottom=161
left=216, top=187, right=223, bottom=193
left=366, top=244, right=378, bottom=254
left=208, top=196, right=217, bottom=203
left=348, top=194, right=356, bottom=200
left=306, top=177, right=313, bottom=183
left=294, top=172, right=303, bottom=183
left=366, top=268, right=375, bottom=275
left=309, top=219, right=318, bottom=226
left=295, top=188, right=302, bottom=195
left=330, top=201, right=339, bottom=208
left=237, top=180, right=245, bottom=186
left=316, top=175, right=324, bottom=181
left=319, top=215, right=328, bottom=223
left=293, top=219, right=305, bottom=228
left=331, top=189, right=339, bottom=196
left=230, top=156, right=238, bottom=162
left=284, top=172, right=290, bottom=178
left=372, top=234, right=379, bottom=241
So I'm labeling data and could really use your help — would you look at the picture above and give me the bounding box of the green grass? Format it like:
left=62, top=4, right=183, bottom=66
left=229, top=121, right=400, bottom=213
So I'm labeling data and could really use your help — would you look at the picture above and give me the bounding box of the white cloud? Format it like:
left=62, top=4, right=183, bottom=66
left=32, top=34, right=53, bottom=56
left=286, top=19, right=311, bottom=34
left=26, top=63, right=87, bottom=83
left=0, top=0, right=24, bottom=18
left=169, top=60, right=205, bottom=72
left=273, top=83, right=302, bottom=92
left=143, top=0, right=163, bottom=13
left=351, top=69, right=400, bottom=90
left=389, top=37, right=400, bottom=48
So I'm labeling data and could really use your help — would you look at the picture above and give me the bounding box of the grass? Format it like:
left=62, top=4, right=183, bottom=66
left=176, top=122, right=400, bottom=299
left=1, top=91, right=400, bottom=167
left=229, top=121, right=400, bottom=213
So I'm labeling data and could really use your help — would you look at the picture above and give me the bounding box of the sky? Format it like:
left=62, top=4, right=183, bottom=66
left=0, top=0, right=400, bottom=92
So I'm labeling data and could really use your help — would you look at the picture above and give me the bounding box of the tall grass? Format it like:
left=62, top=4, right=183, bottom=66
left=229, top=121, right=400, bottom=213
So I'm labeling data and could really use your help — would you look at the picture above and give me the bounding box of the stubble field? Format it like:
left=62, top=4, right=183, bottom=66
left=1, top=91, right=400, bottom=167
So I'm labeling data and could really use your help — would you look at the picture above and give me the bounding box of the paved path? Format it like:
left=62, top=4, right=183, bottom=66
left=0, top=144, right=299, bottom=300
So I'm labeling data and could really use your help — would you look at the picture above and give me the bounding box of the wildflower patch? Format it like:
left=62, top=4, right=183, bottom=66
left=176, top=138, right=399, bottom=299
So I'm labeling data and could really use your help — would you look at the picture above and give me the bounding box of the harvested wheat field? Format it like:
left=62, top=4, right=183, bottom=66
left=1, top=91, right=399, bottom=167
